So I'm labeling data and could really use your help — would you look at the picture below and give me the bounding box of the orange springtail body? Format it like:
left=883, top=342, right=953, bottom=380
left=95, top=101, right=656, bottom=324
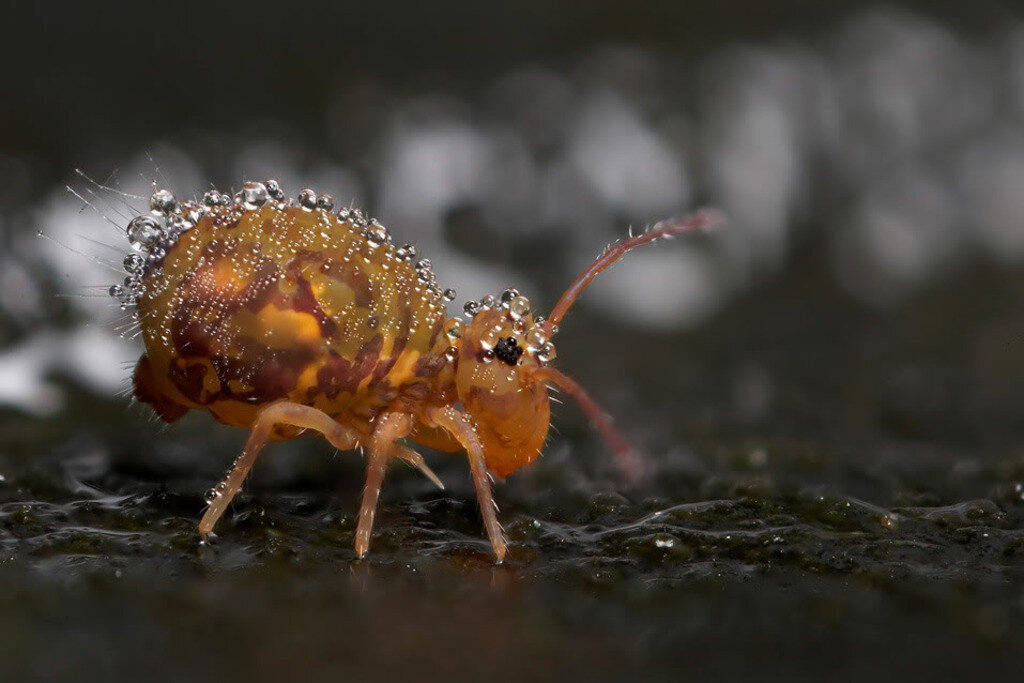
left=112, top=180, right=722, bottom=562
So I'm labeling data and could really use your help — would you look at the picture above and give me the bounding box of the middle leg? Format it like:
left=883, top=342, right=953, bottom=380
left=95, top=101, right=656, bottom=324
left=354, top=412, right=416, bottom=558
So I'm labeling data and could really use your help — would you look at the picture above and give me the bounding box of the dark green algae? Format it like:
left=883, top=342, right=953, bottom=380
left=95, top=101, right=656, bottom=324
left=3, top=255, right=1024, bottom=682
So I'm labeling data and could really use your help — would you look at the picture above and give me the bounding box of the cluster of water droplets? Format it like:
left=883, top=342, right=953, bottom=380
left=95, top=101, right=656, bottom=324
left=109, top=179, right=465, bottom=362
left=108, top=187, right=198, bottom=310
left=461, top=287, right=557, bottom=365
left=111, top=180, right=429, bottom=295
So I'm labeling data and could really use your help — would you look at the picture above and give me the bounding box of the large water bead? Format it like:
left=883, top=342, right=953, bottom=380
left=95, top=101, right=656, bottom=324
left=149, top=189, right=177, bottom=215
left=126, top=215, right=163, bottom=250
left=240, top=181, right=269, bottom=209
left=264, top=179, right=285, bottom=200
left=508, top=295, right=531, bottom=320
left=316, top=194, right=335, bottom=211
left=525, top=327, right=548, bottom=352
left=123, top=253, right=145, bottom=274
left=298, top=189, right=318, bottom=211
left=445, top=318, right=463, bottom=340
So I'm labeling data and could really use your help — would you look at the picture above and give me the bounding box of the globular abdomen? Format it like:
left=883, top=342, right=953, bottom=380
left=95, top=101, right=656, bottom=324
left=133, top=203, right=450, bottom=435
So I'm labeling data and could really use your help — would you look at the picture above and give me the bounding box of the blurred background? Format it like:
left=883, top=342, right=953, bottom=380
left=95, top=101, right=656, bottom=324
left=2, top=1, right=1024, bottom=681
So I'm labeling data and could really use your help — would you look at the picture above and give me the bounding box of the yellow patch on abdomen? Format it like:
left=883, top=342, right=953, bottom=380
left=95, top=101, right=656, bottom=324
left=384, top=348, right=422, bottom=387
left=236, top=305, right=322, bottom=348
left=295, top=363, right=320, bottom=394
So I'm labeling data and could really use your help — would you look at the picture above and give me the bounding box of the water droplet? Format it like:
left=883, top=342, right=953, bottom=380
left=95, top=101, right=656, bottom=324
left=464, top=300, right=481, bottom=317
left=241, top=181, right=268, bottom=209
left=415, top=259, right=431, bottom=271
left=149, top=189, right=176, bottom=215
left=480, top=329, right=499, bottom=350
left=317, top=194, right=335, bottom=211
left=123, top=253, right=145, bottom=274
left=364, top=223, right=387, bottom=248
left=526, top=327, right=548, bottom=352
left=108, top=284, right=125, bottom=299
left=166, top=214, right=193, bottom=239
left=481, top=294, right=496, bottom=309
left=348, top=207, right=368, bottom=227
left=445, top=319, right=462, bottom=340
left=264, top=179, right=284, bottom=200
left=537, top=342, right=557, bottom=363
left=500, top=288, right=519, bottom=306
left=445, top=346, right=459, bottom=362
left=298, top=188, right=317, bottom=211
left=443, top=287, right=456, bottom=301
left=126, top=215, right=162, bottom=250
left=203, top=190, right=225, bottom=206
left=508, top=295, right=530, bottom=320
left=653, top=534, right=676, bottom=549
left=204, top=488, right=220, bottom=505
left=481, top=349, right=495, bottom=363
left=397, top=244, right=417, bottom=261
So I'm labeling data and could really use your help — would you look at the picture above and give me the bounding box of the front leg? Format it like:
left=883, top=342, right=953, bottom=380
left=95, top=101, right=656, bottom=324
left=429, top=406, right=507, bottom=563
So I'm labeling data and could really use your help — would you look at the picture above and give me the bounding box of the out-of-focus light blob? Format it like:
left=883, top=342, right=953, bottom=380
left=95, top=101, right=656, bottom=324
left=0, top=335, right=63, bottom=416
left=379, top=120, right=495, bottom=238
left=0, top=328, right=137, bottom=416
left=0, top=254, right=41, bottom=320
left=833, top=10, right=991, bottom=178
left=1009, top=27, right=1024, bottom=119
left=703, top=50, right=812, bottom=270
left=568, top=93, right=689, bottom=220
left=833, top=168, right=959, bottom=306
left=57, top=327, right=139, bottom=394
left=958, top=128, right=1024, bottom=263
left=488, top=67, right=573, bottom=153
left=539, top=156, right=613, bottom=239
left=477, top=132, right=540, bottom=235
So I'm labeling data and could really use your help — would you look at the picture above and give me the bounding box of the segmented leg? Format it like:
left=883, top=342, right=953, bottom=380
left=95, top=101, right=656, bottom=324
left=198, top=401, right=359, bottom=537
left=355, top=412, right=415, bottom=558
left=430, top=406, right=507, bottom=563
left=198, top=402, right=442, bottom=538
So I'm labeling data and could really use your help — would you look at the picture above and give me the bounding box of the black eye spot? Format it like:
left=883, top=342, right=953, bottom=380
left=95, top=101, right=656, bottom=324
left=493, top=336, right=523, bottom=366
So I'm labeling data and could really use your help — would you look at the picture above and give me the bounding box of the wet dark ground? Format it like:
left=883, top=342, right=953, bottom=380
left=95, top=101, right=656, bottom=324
left=3, top=248, right=1024, bottom=681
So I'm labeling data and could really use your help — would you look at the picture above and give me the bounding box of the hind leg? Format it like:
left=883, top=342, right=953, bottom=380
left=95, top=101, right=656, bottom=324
left=198, top=401, right=361, bottom=537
